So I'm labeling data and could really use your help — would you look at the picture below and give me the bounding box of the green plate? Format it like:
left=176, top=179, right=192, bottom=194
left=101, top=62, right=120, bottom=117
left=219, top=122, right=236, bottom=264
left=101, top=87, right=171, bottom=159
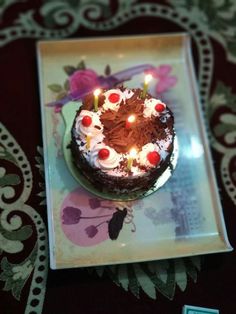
left=62, top=101, right=179, bottom=201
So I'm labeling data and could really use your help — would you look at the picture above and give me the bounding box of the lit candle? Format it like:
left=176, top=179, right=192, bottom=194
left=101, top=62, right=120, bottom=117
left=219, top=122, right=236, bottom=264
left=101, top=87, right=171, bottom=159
left=86, top=133, right=91, bottom=150
left=125, top=114, right=136, bottom=129
left=93, top=88, right=101, bottom=112
left=141, top=74, right=152, bottom=99
left=127, top=148, right=137, bottom=171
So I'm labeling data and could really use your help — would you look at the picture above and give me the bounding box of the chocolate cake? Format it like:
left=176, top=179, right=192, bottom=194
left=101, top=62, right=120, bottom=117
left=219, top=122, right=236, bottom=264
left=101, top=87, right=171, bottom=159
left=70, top=87, right=175, bottom=194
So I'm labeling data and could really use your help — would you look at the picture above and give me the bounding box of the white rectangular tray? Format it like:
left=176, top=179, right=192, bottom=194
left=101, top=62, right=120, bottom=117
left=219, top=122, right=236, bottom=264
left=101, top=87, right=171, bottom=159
left=37, top=33, right=232, bottom=269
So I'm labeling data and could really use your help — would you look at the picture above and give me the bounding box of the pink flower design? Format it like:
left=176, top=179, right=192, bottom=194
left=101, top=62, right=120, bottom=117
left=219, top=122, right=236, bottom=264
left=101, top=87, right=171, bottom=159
left=69, top=69, right=99, bottom=94
left=85, top=225, right=99, bottom=238
left=62, top=206, right=82, bottom=225
left=149, top=65, right=177, bottom=94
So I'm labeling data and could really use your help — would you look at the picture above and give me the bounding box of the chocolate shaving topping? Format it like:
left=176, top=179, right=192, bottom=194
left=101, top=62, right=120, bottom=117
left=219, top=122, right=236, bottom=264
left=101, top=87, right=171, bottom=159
left=78, top=88, right=174, bottom=154
left=98, top=88, right=172, bottom=153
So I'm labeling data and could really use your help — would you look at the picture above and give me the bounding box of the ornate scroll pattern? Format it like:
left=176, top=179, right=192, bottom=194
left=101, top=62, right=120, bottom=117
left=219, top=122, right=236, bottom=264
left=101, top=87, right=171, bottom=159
left=169, top=0, right=236, bottom=63
left=0, top=1, right=111, bottom=48
left=1, top=0, right=234, bottom=304
left=90, top=257, right=200, bottom=300
left=0, top=123, right=48, bottom=313
left=208, top=82, right=236, bottom=205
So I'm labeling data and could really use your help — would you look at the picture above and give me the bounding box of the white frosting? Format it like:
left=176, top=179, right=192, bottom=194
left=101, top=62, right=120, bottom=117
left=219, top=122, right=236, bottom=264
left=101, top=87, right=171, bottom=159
left=157, top=132, right=173, bottom=151
left=123, top=89, right=134, bottom=99
left=75, top=110, right=103, bottom=137
left=143, top=98, right=166, bottom=118
left=156, top=132, right=173, bottom=159
left=90, top=144, right=121, bottom=170
left=138, top=143, right=161, bottom=167
left=103, top=89, right=125, bottom=111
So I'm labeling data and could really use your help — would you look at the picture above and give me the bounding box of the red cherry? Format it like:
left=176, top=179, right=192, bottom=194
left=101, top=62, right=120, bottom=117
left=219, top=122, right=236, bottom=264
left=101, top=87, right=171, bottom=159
left=147, top=151, right=161, bottom=166
left=98, top=148, right=110, bottom=160
left=82, top=115, right=92, bottom=127
left=108, top=93, right=120, bottom=103
left=155, top=103, right=166, bottom=112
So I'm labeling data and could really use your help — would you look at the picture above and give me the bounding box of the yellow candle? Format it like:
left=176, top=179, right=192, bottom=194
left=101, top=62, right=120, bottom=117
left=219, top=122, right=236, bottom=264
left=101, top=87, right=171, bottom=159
left=141, top=74, right=152, bottom=99
left=86, top=134, right=91, bottom=150
left=127, top=148, right=137, bottom=171
left=93, top=88, right=101, bottom=112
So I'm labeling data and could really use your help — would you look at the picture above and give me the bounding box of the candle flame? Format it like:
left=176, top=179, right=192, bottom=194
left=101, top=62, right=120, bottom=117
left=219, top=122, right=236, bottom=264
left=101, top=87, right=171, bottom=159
left=129, top=148, right=137, bottom=158
left=127, top=115, right=136, bottom=123
left=94, top=88, right=101, bottom=97
left=145, top=74, right=152, bottom=84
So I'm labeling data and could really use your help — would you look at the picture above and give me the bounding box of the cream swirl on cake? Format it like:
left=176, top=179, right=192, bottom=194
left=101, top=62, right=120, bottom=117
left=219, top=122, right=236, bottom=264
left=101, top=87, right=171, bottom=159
left=90, top=144, right=121, bottom=170
left=138, top=143, right=161, bottom=168
left=143, top=98, right=166, bottom=118
left=103, top=89, right=125, bottom=111
left=75, top=110, right=103, bottom=137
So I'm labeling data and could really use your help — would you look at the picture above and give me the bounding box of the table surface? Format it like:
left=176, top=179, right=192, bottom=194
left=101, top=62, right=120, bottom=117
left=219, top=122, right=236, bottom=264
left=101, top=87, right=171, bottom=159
left=0, top=1, right=236, bottom=314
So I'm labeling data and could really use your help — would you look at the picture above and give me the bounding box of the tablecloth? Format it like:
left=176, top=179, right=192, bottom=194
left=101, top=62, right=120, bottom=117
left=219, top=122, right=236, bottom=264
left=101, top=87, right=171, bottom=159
left=1, top=1, right=236, bottom=313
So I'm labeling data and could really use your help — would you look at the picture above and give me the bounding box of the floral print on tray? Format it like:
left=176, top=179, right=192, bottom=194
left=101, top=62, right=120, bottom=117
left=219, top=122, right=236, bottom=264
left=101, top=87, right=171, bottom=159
left=47, top=61, right=177, bottom=112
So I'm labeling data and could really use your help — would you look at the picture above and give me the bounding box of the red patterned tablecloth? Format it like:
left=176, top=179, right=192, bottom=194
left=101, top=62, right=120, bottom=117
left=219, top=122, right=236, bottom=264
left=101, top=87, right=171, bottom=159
left=1, top=1, right=236, bottom=313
